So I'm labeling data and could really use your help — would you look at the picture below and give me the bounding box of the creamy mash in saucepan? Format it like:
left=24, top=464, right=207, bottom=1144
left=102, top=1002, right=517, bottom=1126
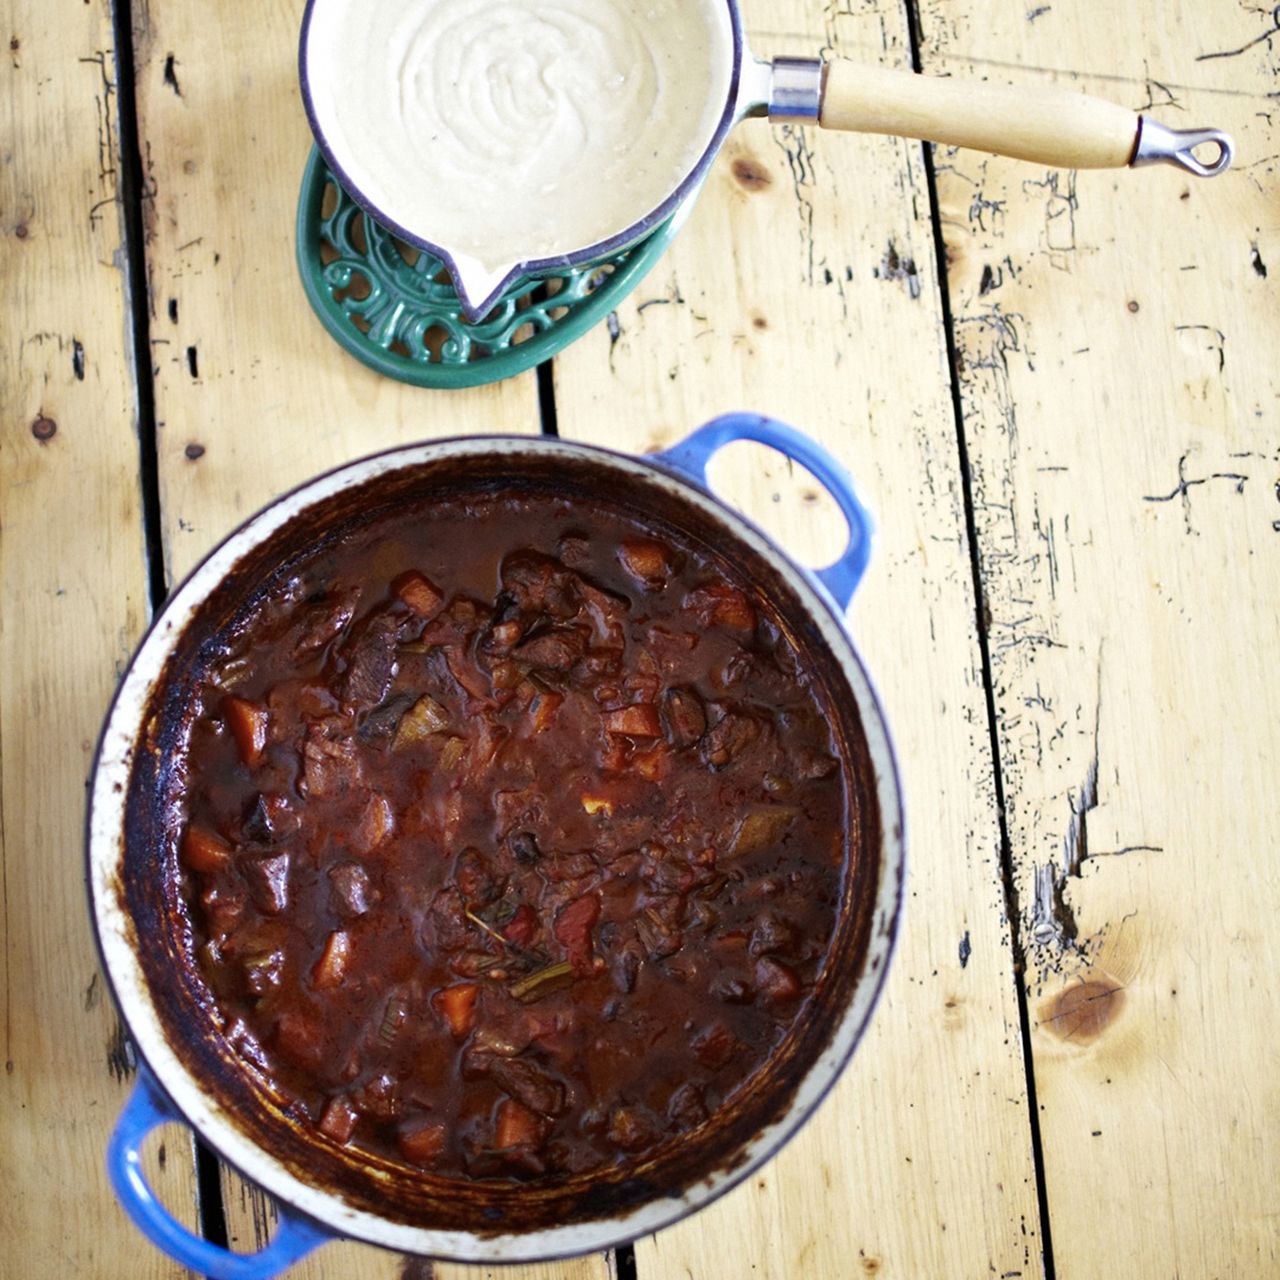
left=304, top=0, right=733, bottom=293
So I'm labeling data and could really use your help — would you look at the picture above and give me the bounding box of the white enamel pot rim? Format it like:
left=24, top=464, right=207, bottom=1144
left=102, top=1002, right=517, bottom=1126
left=89, top=424, right=905, bottom=1268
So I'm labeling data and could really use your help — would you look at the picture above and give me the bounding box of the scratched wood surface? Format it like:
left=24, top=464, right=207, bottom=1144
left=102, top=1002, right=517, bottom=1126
left=0, top=1, right=198, bottom=1274
left=129, top=2, right=616, bottom=1277
left=128, top=4, right=592, bottom=1278
left=918, top=0, right=1280, bottom=1276
left=552, top=0, right=1046, bottom=1274
left=129, top=0, right=539, bottom=590
left=8, top=0, right=1277, bottom=1276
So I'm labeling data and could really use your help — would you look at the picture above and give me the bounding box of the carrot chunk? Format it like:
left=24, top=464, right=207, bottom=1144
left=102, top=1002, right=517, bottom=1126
left=393, top=570, right=444, bottom=618
left=312, top=930, right=351, bottom=989
left=531, top=689, right=564, bottom=733
left=502, top=904, right=538, bottom=947
left=317, top=1097, right=358, bottom=1144
left=633, top=745, right=671, bottom=782
left=224, top=696, right=269, bottom=768
left=275, top=1012, right=326, bottom=1072
left=433, top=983, right=478, bottom=1038
left=754, top=956, right=802, bottom=1003
left=555, top=895, right=601, bottom=974
left=181, top=826, right=232, bottom=874
left=617, top=540, right=673, bottom=586
left=495, top=1098, right=546, bottom=1151
left=398, top=1120, right=447, bottom=1165
left=685, top=583, right=757, bottom=633
left=603, top=704, right=661, bottom=737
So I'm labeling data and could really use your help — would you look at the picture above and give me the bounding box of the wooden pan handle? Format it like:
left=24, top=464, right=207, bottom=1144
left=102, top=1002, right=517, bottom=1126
left=819, top=62, right=1138, bottom=168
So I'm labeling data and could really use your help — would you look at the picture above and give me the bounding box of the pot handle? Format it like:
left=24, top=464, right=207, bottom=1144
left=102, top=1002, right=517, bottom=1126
left=653, top=413, right=872, bottom=610
left=107, top=1069, right=330, bottom=1279
left=763, top=58, right=1233, bottom=177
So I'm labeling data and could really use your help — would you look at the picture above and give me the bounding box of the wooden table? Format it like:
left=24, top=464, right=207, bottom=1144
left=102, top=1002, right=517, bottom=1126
left=4, top=1, right=1277, bottom=1276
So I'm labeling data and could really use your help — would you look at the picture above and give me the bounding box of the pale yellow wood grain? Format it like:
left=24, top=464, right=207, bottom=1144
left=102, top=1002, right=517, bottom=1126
left=0, top=1, right=200, bottom=1275
left=130, top=0, right=538, bottom=590
left=821, top=63, right=1138, bottom=168
left=130, top=2, right=613, bottom=1277
left=552, top=1, right=1044, bottom=1275
left=920, top=0, right=1280, bottom=1274
left=223, top=1180, right=616, bottom=1280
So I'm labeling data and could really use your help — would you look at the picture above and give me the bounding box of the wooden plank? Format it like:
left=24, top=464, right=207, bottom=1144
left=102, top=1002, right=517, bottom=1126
left=130, top=0, right=539, bottom=590
left=131, top=2, right=613, bottom=1276
left=918, top=1, right=1280, bottom=1274
left=0, top=1, right=200, bottom=1274
left=551, top=2, right=1045, bottom=1275
left=223, top=1173, right=614, bottom=1280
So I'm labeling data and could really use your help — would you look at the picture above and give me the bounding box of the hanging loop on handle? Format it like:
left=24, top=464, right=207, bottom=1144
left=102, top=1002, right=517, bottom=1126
left=652, top=413, right=873, bottom=612
left=1130, top=118, right=1235, bottom=177
left=107, top=1069, right=330, bottom=1279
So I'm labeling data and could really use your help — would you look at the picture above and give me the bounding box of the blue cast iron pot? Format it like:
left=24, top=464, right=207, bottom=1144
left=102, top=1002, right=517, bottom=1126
left=89, top=413, right=904, bottom=1277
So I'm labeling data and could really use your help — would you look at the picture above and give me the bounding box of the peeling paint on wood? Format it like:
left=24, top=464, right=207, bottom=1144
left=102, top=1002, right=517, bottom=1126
left=2, top=1, right=199, bottom=1271
left=551, top=2, right=1041, bottom=1277
left=922, top=0, right=1280, bottom=1274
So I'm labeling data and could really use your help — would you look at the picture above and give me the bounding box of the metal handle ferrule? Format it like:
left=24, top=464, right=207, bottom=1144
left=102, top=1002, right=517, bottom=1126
left=769, top=57, right=824, bottom=125
left=1131, top=117, right=1234, bottom=178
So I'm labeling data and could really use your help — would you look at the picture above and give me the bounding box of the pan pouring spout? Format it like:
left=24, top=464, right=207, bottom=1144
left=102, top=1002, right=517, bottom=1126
left=445, top=254, right=526, bottom=322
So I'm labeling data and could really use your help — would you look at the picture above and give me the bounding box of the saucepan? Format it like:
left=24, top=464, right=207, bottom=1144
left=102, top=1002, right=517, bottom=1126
left=299, top=0, right=1234, bottom=321
left=92, top=414, right=904, bottom=1277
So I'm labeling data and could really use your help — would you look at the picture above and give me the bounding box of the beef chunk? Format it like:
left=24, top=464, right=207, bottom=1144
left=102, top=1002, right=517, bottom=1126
left=329, top=863, right=371, bottom=917
left=454, top=848, right=504, bottom=906
left=500, top=552, right=577, bottom=619
left=243, top=852, right=290, bottom=914
left=749, top=912, right=798, bottom=958
left=301, top=722, right=361, bottom=797
left=701, top=708, right=761, bottom=769
left=662, top=686, right=707, bottom=748
left=607, top=1104, right=662, bottom=1153
left=241, top=792, right=297, bottom=845
left=667, top=1082, right=709, bottom=1129
left=292, top=589, right=360, bottom=659
left=341, top=614, right=400, bottom=712
left=514, top=628, right=586, bottom=671
left=464, top=1051, right=567, bottom=1117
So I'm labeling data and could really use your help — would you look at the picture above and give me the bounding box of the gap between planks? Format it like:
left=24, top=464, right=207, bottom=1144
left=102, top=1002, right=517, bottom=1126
left=901, top=3, right=1058, bottom=1276
left=105, top=0, right=1049, bottom=1275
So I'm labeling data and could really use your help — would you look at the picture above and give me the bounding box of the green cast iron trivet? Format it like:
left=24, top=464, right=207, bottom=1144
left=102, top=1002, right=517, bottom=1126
left=295, top=148, right=681, bottom=389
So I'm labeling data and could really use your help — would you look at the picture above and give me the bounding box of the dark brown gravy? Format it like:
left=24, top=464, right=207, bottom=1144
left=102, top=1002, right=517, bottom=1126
left=175, top=489, right=848, bottom=1182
